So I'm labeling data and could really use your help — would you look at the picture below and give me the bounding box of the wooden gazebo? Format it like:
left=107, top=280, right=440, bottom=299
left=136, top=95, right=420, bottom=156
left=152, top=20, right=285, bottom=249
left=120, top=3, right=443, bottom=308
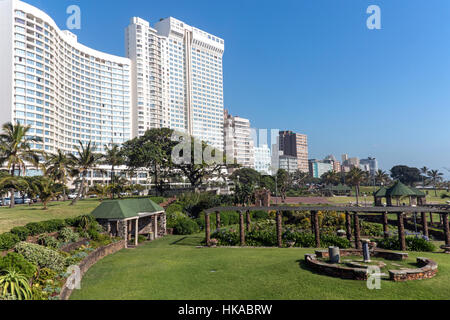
left=91, top=198, right=166, bottom=248
left=374, top=181, right=427, bottom=207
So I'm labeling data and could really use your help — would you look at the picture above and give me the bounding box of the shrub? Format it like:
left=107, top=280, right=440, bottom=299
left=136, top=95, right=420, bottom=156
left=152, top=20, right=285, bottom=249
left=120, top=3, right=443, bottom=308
left=376, top=237, right=436, bottom=252
left=0, top=233, right=20, bottom=251
left=10, top=227, right=31, bottom=241
left=173, top=218, right=200, bottom=235
left=41, top=219, right=67, bottom=233
left=24, top=222, right=46, bottom=236
left=14, top=242, right=66, bottom=272
left=166, top=203, right=183, bottom=215
left=252, top=211, right=269, bottom=221
left=58, top=227, right=79, bottom=243
left=138, top=235, right=147, bottom=243
left=0, top=252, right=37, bottom=279
left=149, top=196, right=165, bottom=204
left=211, top=229, right=239, bottom=246
left=37, top=235, right=60, bottom=250
left=283, top=230, right=316, bottom=248
left=360, top=222, right=383, bottom=237
left=167, top=211, right=189, bottom=229
left=320, top=234, right=351, bottom=249
left=246, top=228, right=277, bottom=246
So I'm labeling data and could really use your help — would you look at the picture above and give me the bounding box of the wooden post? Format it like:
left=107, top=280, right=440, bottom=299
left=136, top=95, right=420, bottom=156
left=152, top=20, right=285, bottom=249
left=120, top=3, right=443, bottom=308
left=128, top=220, right=132, bottom=241
left=205, top=213, right=211, bottom=246
left=383, top=212, right=389, bottom=239
left=397, top=212, right=406, bottom=251
left=246, top=210, right=251, bottom=232
left=353, top=213, right=361, bottom=249
left=443, top=213, right=450, bottom=246
left=124, top=221, right=128, bottom=248
left=345, top=212, right=352, bottom=241
left=276, top=211, right=282, bottom=248
left=310, top=211, right=315, bottom=234
left=216, top=211, right=221, bottom=231
left=135, top=219, right=138, bottom=247
left=429, top=212, right=434, bottom=226
left=154, top=215, right=158, bottom=239
left=239, top=211, right=245, bottom=246
left=421, top=212, right=429, bottom=239
left=312, top=211, right=320, bottom=248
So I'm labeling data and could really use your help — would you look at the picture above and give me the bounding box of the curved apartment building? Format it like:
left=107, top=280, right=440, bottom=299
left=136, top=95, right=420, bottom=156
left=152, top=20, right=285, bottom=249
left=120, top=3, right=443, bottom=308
left=0, top=0, right=132, bottom=154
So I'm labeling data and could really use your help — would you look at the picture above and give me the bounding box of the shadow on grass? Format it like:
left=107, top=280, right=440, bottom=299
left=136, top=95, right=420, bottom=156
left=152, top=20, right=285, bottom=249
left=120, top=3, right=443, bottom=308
left=170, top=236, right=204, bottom=246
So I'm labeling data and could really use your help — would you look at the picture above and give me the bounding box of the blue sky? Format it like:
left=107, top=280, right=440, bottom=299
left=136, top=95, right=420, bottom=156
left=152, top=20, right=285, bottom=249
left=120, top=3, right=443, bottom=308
left=24, top=0, right=450, bottom=176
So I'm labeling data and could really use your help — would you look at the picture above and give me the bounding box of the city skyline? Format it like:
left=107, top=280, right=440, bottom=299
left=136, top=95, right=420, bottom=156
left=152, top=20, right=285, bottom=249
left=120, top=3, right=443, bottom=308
left=8, top=0, right=450, bottom=177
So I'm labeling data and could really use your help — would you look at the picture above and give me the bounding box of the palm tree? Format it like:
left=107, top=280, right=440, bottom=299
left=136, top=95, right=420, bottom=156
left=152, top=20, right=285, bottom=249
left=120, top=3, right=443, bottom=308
left=45, top=149, right=72, bottom=201
left=0, top=122, right=41, bottom=208
left=69, top=141, right=101, bottom=205
left=89, top=183, right=110, bottom=202
left=420, top=166, right=429, bottom=187
left=102, top=144, right=124, bottom=199
left=428, top=169, right=444, bottom=197
left=375, top=169, right=389, bottom=186
left=346, top=167, right=367, bottom=206
left=321, top=170, right=339, bottom=186
left=34, top=177, right=62, bottom=210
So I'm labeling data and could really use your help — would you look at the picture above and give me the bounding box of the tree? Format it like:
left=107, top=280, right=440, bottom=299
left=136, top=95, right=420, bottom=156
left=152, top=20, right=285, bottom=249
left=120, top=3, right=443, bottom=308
left=346, top=167, right=367, bottom=206
left=233, top=180, right=255, bottom=206
left=420, top=166, right=429, bottom=187
left=122, top=128, right=176, bottom=196
left=89, top=184, right=110, bottom=202
left=291, top=170, right=309, bottom=188
left=260, top=175, right=275, bottom=193
left=33, top=177, right=62, bottom=210
left=230, top=168, right=261, bottom=187
left=276, top=169, right=290, bottom=202
left=428, top=169, right=444, bottom=197
left=375, top=169, right=389, bottom=186
left=102, top=144, right=125, bottom=198
left=0, top=122, right=41, bottom=208
left=69, top=141, right=101, bottom=205
left=390, top=165, right=421, bottom=186
left=321, top=170, right=340, bottom=186
left=45, top=149, right=72, bottom=201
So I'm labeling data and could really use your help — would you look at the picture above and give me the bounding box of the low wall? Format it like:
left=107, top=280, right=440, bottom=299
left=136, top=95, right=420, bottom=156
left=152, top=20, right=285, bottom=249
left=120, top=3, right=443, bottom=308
left=389, top=257, right=438, bottom=281
left=305, top=254, right=368, bottom=280
left=60, top=240, right=126, bottom=300
left=315, top=249, right=408, bottom=261
left=60, top=238, right=90, bottom=253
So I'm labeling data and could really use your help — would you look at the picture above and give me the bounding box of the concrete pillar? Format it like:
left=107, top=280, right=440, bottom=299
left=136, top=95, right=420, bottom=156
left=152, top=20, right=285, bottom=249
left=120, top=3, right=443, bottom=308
left=383, top=212, right=389, bottom=239
left=353, top=213, right=361, bottom=249
left=239, top=211, right=245, bottom=246
left=443, top=213, right=450, bottom=246
left=205, top=213, right=211, bottom=246
left=128, top=220, right=132, bottom=241
left=216, top=211, right=221, bottom=231
left=124, top=221, right=128, bottom=249
left=312, top=211, right=320, bottom=248
left=345, top=212, right=352, bottom=241
left=107, top=222, right=112, bottom=237
left=276, top=211, right=282, bottom=248
left=421, top=212, right=429, bottom=238
left=154, top=215, right=158, bottom=239
left=397, top=212, right=406, bottom=251
left=135, top=219, right=138, bottom=246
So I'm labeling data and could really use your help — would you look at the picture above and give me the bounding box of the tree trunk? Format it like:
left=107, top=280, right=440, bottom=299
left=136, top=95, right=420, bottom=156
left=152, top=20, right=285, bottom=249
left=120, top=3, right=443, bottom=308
left=443, top=213, right=450, bottom=246
left=313, top=211, right=320, bottom=248
left=355, top=185, right=360, bottom=206
left=216, top=211, right=221, bottom=232
left=205, top=213, right=211, bottom=246
left=429, top=212, right=434, bottom=226
left=239, top=212, right=245, bottom=246
left=9, top=164, right=16, bottom=208
left=71, top=173, right=85, bottom=205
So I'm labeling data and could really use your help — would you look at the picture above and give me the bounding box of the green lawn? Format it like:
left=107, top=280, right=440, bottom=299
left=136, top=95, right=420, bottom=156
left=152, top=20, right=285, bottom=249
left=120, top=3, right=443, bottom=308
left=0, top=200, right=100, bottom=234
left=71, top=234, right=450, bottom=300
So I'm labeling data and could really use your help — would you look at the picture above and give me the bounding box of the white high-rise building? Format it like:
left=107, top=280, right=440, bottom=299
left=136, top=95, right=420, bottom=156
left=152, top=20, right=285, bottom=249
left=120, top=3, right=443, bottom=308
left=0, top=0, right=132, bottom=154
left=224, top=110, right=254, bottom=168
left=254, top=144, right=271, bottom=175
left=126, top=17, right=225, bottom=150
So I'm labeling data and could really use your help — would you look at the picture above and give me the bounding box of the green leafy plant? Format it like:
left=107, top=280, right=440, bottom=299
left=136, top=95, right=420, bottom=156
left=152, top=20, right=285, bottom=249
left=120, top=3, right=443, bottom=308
left=0, top=233, right=20, bottom=251
left=37, top=235, right=60, bottom=250
left=0, top=252, right=37, bottom=280
left=58, top=227, right=80, bottom=243
left=173, top=218, right=200, bottom=235
left=10, top=226, right=31, bottom=241
left=0, top=269, right=32, bottom=300
left=14, top=242, right=66, bottom=273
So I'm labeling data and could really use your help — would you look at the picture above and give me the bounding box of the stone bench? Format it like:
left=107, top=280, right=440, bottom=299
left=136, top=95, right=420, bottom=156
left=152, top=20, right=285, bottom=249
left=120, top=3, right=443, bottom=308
left=305, top=254, right=368, bottom=280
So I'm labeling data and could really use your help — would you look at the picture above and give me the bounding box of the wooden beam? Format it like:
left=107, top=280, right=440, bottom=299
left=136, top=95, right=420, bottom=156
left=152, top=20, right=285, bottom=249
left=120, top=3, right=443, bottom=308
left=397, top=212, right=406, bottom=251
left=216, top=211, right=221, bottom=231
left=239, top=211, right=245, bottom=246
left=353, top=213, right=361, bottom=249
left=312, top=211, right=320, bottom=248
left=443, top=213, right=450, bottom=246
left=205, top=213, right=211, bottom=246
left=135, top=219, right=138, bottom=247
left=382, top=212, right=389, bottom=239
left=345, top=211, right=352, bottom=241
left=276, top=211, right=282, bottom=248
left=421, top=212, right=429, bottom=239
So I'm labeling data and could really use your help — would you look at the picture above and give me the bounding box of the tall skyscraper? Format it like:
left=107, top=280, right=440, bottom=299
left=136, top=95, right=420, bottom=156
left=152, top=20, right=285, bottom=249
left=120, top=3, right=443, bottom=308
left=279, top=130, right=309, bottom=173
left=126, top=17, right=225, bottom=150
left=224, top=110, right=254, bottom=168
left=0, top=0, right=132, bottom=155
left=360, top=157, right=378, bottom=176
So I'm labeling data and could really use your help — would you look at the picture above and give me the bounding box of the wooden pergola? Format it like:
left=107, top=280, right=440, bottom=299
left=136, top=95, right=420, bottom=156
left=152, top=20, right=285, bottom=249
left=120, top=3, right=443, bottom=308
left=204, top=205, right=450, bottom=251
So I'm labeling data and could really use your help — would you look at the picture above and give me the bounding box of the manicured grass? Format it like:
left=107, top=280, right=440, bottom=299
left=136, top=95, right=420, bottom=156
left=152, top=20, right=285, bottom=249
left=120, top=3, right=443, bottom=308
left=71, top=234, right=450, bottom=300
left=0, top=200, right=100, bottom=234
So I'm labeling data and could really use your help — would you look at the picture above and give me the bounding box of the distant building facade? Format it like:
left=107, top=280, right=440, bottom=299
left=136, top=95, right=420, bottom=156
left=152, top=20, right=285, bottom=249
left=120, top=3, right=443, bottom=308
left=279, top=130, right=309, bottom=173
left=309, top=159, right=333, bottom=179
left=360, top=157, right=378, bottom=176
left=224, top=110, right=254, bottom=168
left=279, top=154, right=298, bottom=174
left=254, top=144, right=271, bottom=175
